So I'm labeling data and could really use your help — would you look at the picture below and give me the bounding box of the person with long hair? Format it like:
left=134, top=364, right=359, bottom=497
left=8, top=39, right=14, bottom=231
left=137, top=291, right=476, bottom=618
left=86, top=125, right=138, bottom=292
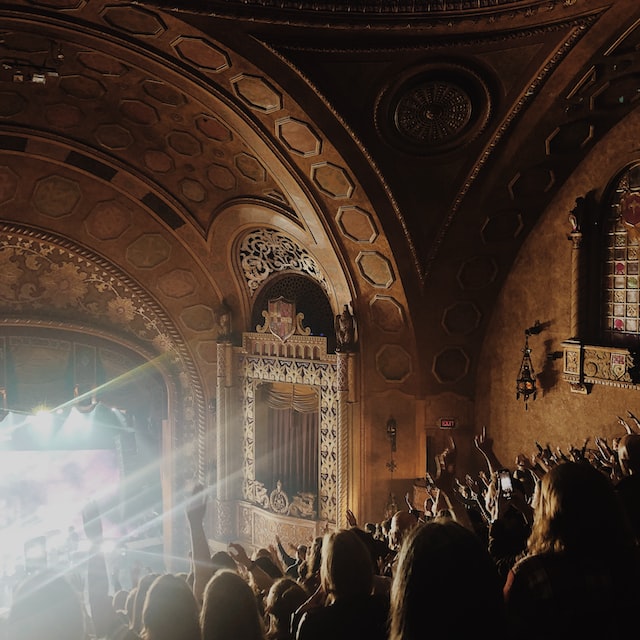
left=264, top=577, right=308, bottom=640
left=294, top=528, right=389, bottom=640
left=141, top=573, right=201, bottom=640
left=200, top=569, right=265, bottom=640
left=7, top=570, right=87, bottom=640
left=504, top=461, right=640, bottom=638
left=389, top=517, right=506, bottom=640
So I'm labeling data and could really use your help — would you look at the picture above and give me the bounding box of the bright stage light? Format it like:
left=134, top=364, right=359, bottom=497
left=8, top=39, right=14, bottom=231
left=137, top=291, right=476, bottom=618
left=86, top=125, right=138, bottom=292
left=101, top=539, right=117, bottom=554
left=61, top=406, right=91, bottom=437
left=31, top=409, right=54, bottom=441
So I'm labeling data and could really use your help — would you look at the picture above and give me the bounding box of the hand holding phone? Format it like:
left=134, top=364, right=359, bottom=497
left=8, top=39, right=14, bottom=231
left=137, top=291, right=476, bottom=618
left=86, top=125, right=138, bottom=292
left=498, top=469, right=513, bottom=499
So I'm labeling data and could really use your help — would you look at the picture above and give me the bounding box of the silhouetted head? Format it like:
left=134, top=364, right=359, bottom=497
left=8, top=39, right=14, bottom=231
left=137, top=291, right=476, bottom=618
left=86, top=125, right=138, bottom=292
left=8, top=570, right=85, bottom=640
left=618, top=433, right=640, bottom=475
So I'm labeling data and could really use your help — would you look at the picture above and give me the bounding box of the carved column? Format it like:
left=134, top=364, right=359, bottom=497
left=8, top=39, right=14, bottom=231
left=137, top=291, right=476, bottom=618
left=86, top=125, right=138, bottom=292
left=336, top=351, right=350, bottom=529
left=568, top=222, right=584, bottom=340
left=214, top=340, right=236, bottom=540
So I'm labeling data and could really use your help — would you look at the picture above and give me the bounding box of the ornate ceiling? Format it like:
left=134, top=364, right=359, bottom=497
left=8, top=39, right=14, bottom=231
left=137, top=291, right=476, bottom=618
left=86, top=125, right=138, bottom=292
left=1, top=0, right=639, bottom=402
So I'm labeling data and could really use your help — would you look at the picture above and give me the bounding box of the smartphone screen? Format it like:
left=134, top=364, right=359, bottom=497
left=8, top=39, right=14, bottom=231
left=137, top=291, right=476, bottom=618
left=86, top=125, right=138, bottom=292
left=499, top=470, right=513, bottom=498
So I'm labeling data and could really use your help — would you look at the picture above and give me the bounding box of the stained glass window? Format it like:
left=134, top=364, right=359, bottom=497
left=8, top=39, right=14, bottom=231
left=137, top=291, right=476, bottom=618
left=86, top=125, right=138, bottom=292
left=603, top=165, right=640, bottom=347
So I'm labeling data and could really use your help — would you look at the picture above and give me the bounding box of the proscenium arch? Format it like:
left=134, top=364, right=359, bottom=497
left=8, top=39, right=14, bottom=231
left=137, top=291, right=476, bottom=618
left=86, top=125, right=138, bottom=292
left=0, top=223, right=208, bottom=557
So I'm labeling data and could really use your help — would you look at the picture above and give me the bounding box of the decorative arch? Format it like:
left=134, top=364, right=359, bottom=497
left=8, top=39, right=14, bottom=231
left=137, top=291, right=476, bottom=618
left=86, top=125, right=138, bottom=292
left=0, top=222, right=208, bottom=556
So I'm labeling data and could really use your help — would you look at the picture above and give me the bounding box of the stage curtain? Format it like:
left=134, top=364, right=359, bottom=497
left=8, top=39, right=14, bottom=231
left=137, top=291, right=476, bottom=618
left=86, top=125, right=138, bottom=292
left=257, top=383, right=318, bottom=497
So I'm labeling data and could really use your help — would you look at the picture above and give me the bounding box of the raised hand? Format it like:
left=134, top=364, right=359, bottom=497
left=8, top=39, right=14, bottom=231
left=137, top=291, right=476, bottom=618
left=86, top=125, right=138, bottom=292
left=228, top=542, right=252, bottom=569
left=474, top=425, right=492, bottom=455
left=434, top=436, right=457, bottom=492
left=618, top=415, right=634, bottom=435
left=474, top=426, right=504, bottom=474
left=185, top=482, right=207, bottom=524
left=628, top=410, right=640, bottom=432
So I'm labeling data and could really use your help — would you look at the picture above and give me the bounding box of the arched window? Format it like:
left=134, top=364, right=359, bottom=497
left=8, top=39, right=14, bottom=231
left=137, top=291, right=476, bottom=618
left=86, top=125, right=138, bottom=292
left=602, top=164, right=640, bottom=347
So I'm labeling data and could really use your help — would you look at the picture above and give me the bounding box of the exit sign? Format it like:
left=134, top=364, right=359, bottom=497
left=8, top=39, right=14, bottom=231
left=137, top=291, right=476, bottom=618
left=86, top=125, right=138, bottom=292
left=439, top=418, right=456, bottom=429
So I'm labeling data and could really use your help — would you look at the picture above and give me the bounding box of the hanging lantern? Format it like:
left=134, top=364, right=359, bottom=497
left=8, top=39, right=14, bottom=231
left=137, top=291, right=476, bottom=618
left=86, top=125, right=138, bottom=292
left=516, top=331, right=537, bottom=410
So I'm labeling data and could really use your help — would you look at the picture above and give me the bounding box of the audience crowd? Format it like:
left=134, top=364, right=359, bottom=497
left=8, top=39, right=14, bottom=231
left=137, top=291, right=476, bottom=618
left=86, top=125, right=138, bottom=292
left=5, top=412, right=640, bottom=640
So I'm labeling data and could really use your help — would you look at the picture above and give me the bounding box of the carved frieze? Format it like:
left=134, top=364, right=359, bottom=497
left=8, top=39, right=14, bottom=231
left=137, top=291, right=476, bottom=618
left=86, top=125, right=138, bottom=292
left=562, top=341, right=640, bottom=390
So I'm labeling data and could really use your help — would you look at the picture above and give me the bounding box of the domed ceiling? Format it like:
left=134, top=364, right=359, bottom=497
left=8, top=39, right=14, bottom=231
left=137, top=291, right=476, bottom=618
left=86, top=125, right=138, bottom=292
left=0, top=0, right=639, bottom=402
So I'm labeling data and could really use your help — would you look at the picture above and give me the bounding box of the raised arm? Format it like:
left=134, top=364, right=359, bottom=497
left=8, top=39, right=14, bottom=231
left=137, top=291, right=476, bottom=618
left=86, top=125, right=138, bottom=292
left=83, top=501, right=136, bottom=640
left=432, top=437, right=473, bottom=531
left=227, top=541, right=275, bottom=592
left=186, top=483, right=214, bottom=605
left=474, top=426, right=504, bottom=476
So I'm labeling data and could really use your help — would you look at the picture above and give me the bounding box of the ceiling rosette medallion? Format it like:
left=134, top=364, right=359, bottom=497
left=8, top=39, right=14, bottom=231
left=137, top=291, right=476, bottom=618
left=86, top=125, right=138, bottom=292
left=376, top=62, right=493, bottom=155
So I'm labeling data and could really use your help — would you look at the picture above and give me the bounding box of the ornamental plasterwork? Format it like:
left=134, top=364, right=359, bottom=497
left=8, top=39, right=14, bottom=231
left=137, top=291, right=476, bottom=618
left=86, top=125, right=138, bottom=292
left=239, top=229, right=329, bottom=297
left=562, top=342, right=640, bottom=391
left=0, top=225, right=204, bottom=469
left=238, top=344, right=338, bottom=523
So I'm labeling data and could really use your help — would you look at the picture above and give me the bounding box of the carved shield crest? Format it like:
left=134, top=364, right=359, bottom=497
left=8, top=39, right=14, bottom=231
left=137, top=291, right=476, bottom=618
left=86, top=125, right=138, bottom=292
left=268, top=297, right=296, bottom=342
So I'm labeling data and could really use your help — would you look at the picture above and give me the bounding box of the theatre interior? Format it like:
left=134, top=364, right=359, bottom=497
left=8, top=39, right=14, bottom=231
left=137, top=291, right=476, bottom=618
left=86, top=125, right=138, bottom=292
left=2, top=0, right=640, bottom=584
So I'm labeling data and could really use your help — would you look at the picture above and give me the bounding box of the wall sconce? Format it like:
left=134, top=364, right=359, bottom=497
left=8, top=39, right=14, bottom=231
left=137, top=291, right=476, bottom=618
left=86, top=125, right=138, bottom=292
left=516, top=322, right=542, bottom=410
left=386, top=416, right=397, bottom=452
left=386, top=416, right=397, bottom=473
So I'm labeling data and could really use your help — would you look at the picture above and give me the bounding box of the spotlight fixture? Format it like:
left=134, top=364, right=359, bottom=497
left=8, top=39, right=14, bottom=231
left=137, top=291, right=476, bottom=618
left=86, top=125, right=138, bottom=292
left=516, top=321, right=542, bottom=410
left=0, top=41, right=63, bottom=85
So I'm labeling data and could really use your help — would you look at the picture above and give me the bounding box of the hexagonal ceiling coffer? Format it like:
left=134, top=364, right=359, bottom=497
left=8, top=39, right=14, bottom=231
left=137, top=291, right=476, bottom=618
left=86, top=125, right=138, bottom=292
left=85, top=201, right=132, bottom=240
left=336, top=206, right=378, bottom=243
left=0, top=166, right=19, bottom=204
left=180, top=305, right=216, bottom=332
left=126, top=234, right=171, bottom=269
left=143, top=80, right=185, bottom=106
left=356, top=251, right=395, bottom=288
left=311, top=162, right=354, bottom=199
left=231, top=74, right=282, bottom=113
left=376, top=344, right=412, bottom=383
left=96, top=124, right=133, bottom=151
left=235, top=153, right=266, bottom=182
left=508, top=165, right=555, bottom=200
left=59, top=75, right=106, bottom=100
left=432, top=347, right=470, bottom=384
left=207, top=163, right=236, bottom=191
left=101, top=5, right=166, bottom=36
left=120, top=99, right=159, bottom=126
left=276, top=117, right=321, bottom=157
left=457, top=255, right=498, bottom=291
left=158, top=269, right=197, bottom=298
left=180, top=178, right=207, bottom=203
left=77, top=51, right=126, bottom=76
left=172, top=36, right=230, bottom=73
left=442, top=301, right=481, bottom=336
left=197, top=115, right=233, bottom=142
left=167, top=131, right=201, bottom=157
left=32, top=175, right=81, bottom=218
left=545, top=121, right=594, bottom=156
left=45, top=103, right=83, bottom=129
left=0, top=91, right=26, bottom=117
left=370, top=295, right=404, bottom=333
left=481, top=209, right=523, bottom=244
left=31, top=0, right=85, bottom=8
left=144, top=149, right=174, bottom=173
